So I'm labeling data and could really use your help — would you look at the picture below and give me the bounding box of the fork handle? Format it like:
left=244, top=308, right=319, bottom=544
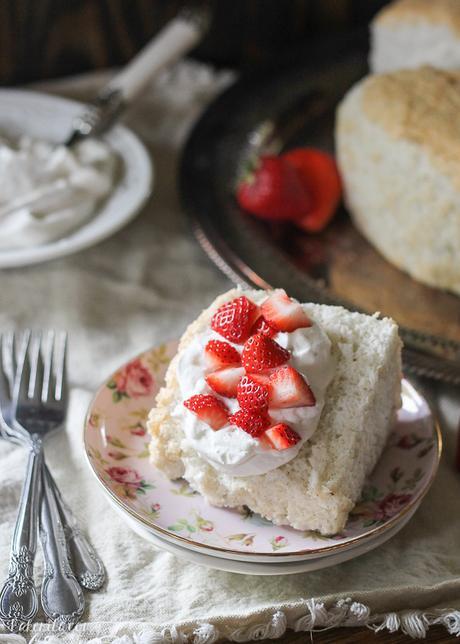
left=44, top=467, right=105, bottom=590
left=0, top=443, right=41, bottom=632
left=39, top=467, right=85, bottom=630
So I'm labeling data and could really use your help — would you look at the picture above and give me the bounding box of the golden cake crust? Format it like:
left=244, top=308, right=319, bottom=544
left=375, top=0, right=460, bottom=35
left=362, top=66, right=460, bottom=191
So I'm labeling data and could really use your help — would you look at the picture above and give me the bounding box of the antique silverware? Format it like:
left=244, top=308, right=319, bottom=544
left=0, top=331, right=40, bottom=632
left=0, top=331, right=85, bottom=630
left=0, top=332, right=105, bottom=595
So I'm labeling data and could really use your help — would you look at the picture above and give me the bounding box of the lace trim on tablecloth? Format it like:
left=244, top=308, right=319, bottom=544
left=2, top=599, right=460, bottom=642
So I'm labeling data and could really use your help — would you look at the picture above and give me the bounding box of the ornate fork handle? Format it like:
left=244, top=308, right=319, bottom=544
left=39, top=467, right=85, bottom=630
left=0, top=441, right=42, bottom=632
left=45, top=467, right=105, bottom=590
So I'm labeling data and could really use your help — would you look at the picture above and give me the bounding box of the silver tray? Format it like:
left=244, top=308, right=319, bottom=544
left=179, top=32, right=460, bottom=384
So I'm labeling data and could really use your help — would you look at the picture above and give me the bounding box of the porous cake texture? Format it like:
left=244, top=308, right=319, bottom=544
left=148, top=289, right=401, bottom=535
left=370, top=0, right=460, bottom=73
left=336, top=66, right=460, bottom=296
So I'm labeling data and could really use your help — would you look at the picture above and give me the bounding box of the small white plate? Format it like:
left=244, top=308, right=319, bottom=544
left=0, top=89, right=153, bottom=268
left=111, top=496, right=419, bottom=575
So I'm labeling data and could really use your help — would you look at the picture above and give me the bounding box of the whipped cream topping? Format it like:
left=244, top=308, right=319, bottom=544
left=173, top=293, right=336, bottom=477
left=0, top=134, right=118, bottom=250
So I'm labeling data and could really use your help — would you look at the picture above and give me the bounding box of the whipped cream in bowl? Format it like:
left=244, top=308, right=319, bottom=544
left=174, top=291, right=336, bottom=477
left=0, top=134, right=118, bottom=250
left=0, top=89, right=152, bottom=268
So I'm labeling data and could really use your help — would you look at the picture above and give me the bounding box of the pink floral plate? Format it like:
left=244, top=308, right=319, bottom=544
left=84, top=341, right=442, bottom=562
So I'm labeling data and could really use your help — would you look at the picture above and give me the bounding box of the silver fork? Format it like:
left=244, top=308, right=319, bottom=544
left=0, top=332, right=105, bottom=594
left=0, top=332, right=85, bottom=630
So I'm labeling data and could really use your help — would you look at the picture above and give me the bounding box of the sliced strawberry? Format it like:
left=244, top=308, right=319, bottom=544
left=241, top=333, right=290, bottom=373
left=264, top=423, right=301, bottom=450
left=250, top=373, right=271, bottom=386
left=206, top=366, right=245, bottom=399
left=237, top=375, right=269, bottom=412
left=211, top=296, right=259, bottom=344
left=184, top=394, right=229, bottom=430
left=268, top=366, right=316, bottom=408
left=251, top=315, right=278, bottom=338
left=261, top=290, right=311, bottom=333
left=204, top=339, right=241, bottom=371
left=229, top=409, right=271, bottom=438
left=236, top=155, right=311, bottom=221
left=282, top=148, right=342, bottom=233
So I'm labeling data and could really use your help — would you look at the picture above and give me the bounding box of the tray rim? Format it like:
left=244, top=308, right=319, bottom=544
left=178, top=33, right=460, bottom=383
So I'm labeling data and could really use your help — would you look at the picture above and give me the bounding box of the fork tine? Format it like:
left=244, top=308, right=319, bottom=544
left=53, top=332, right=67, bottom=402
left=15, top=331, right=32, bottom=406
left=27, top=332, right=43, bottom=403
left=0, top=335, right=10, bottom=419
left=2, top=332, right=15, bottom=397
left=41, top=330, right=55, bottom=403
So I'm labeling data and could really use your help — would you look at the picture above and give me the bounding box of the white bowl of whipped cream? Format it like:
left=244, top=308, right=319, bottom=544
left=0, top=89, right=153, bottom=267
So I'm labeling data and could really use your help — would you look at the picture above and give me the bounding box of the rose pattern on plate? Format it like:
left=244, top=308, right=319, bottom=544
left=88, top=411, right=102, bottom=430
left=105, top=466, right=154, bottom=499
left=122, top=409, right=149, bottom=437
left=84, top=344, right=440, bottom=554
left=270, top=536, right=288, bottom=551
left=374, top=493, right=413, bottom=522
left=139, top=502, right=161, bottom=519
left=227, top=533, right=256, bottom=547
left=168, top=512, right=214, bottom=535
left=107, top=358, right=154, bottom=403
left=391, top=431, right=434, bottom=459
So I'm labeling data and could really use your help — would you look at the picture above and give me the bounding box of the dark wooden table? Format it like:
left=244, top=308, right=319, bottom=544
left=260, top=626, right=455, bottom=642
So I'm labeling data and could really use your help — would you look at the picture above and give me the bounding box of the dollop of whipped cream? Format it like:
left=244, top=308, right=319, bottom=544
left=173, top=293, right=336, bottom=477
left=0, top=134, right=118, bottom=250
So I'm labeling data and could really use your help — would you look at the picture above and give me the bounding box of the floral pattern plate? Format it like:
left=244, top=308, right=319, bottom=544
left=111, top=499, right=419, bottom=575
left=84, top=341, right=442, bottom=562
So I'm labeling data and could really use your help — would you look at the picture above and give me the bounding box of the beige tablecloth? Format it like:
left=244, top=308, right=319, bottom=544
left=1, top=61, right=460, bottom=643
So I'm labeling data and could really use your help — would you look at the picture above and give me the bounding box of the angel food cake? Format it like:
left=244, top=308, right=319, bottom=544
left=371, top=0, right=460, bottom=73
left=148, top=289, right=402, bottom=535
left=336, top=66, right=460, bottom=295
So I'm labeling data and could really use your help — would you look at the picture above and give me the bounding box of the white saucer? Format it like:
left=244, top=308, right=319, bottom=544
left=0, top=89, right=153, bottom=268
left=84, top=342, right=441, bottom=564
left=112, top=496, right=419, bottom=575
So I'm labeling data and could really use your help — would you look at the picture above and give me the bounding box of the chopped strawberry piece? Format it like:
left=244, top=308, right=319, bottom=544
left=237, top=375, right=269, bottom=412
left=261, top=290, right=311, bottom=333
left=282, top=148, right=342, bottom=233
left=211, top=296, right=259, bottom=344
left=206, top=366, right=245, bottom=399
left=251, top=315, right=278, bottom=338
left=268, top=366, right=316, bottom=408
left=229, top=409, right=271, bottom=438
left=241, top=333, right=290, bottom=373
left=184, top=394, right=229, bottom=430
left=236, top=155, right=311, bottom=221
left=204, top=339, right=241, bottom=371
left=250, top=373, right=271, bottom=386
left=264, top=423, right=301, bottom=450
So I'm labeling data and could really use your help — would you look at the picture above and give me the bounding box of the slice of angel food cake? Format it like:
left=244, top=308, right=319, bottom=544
left=148, top=289, right=402, bottom=535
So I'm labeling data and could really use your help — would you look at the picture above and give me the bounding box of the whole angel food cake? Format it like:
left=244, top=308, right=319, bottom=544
left=370, top=0, right=460, bottom=73
left=148, top=289, right=402, bottom=535
left=336, top=66, right=460, bottom=296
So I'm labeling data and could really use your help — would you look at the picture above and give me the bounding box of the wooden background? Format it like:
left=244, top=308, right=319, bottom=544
left=274, top=627, right=455, bottom=642
left=0, top=0, right=388, bottom=84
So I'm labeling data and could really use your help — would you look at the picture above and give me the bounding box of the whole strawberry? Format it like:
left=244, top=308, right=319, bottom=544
left=236, top=155, right=311, bottom=221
